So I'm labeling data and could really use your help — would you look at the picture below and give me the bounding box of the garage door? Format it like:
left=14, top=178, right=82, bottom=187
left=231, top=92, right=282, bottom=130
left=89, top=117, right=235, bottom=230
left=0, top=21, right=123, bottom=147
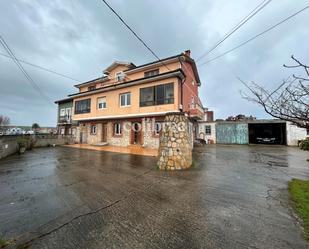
left=216, top=123, right=248, bottom=144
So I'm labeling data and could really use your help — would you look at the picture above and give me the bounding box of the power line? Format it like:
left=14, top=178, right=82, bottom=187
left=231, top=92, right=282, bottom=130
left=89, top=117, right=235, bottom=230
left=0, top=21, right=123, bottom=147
left=196, top=0, right=272, bottom=62
left=0, top=51, right=80, bottom=82
left=198, top=5, right=309, bottom=67
left=0, top=35, right=52, bottom=104
left=100, top=0, right=170, bottom=71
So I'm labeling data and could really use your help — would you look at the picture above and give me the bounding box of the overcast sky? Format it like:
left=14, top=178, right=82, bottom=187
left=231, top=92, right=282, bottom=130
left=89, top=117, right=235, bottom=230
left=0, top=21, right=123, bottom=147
left=0, top=0, right=308, bottom=126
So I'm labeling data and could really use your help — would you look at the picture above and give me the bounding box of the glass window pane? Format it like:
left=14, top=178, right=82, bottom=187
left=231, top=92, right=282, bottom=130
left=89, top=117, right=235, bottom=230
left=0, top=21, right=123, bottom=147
left=155, top=85, right=165, bottom=105
left=126, top=93, right=131, bottom=105
left=140, top=87, right=154, bottom=106
left=165, top=83, right=174, bottom=104
left=120, top=94, right=125, bottom=106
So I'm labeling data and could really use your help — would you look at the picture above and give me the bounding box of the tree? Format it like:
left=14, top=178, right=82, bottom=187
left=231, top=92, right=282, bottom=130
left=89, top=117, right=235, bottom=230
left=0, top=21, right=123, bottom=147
left=32, top=123, right=40, bottom=129
left=0, top=115, right=10, bottom=127
left=240, top=56, right=309, bottom=129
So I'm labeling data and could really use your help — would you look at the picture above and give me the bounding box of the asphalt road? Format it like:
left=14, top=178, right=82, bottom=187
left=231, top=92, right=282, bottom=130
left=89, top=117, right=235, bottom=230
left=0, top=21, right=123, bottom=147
left=0, top=145, right=308, bottom=249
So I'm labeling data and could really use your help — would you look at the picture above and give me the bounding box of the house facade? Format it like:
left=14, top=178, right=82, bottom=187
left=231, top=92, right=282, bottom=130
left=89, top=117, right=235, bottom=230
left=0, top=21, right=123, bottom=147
left=55, top=50, right=204, bottom=148
left=55, top=98, right=77, bottom=136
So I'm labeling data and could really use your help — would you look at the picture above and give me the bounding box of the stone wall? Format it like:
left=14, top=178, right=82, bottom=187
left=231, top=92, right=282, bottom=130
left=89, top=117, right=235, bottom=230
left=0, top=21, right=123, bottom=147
left=108, top=121, right=131, bottom=147
left=142, top=118, right=160, bottom=149
left=76, top=120, right=160, bottom=148
left=0, top=135, right=74, bottom=160
left=157, top=113, right=193, bottom=170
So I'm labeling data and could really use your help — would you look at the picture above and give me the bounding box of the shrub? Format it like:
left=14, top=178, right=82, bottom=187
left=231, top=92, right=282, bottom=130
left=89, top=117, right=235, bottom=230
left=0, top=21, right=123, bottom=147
left=17, top=137, right=28, bottom=148
left=300, top=138, right=309, bottom=151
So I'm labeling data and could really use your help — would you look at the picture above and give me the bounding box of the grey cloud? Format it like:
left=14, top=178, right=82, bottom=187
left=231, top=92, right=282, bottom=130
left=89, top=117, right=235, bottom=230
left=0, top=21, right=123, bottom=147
left=0, top=0, right=308, bottom=126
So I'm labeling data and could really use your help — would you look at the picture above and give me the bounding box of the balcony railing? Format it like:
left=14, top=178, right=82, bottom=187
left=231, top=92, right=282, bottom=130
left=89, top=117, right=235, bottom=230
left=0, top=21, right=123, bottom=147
left=189, top=103, right=204, bottom=120
left=59, top=115, right=72, bottom=124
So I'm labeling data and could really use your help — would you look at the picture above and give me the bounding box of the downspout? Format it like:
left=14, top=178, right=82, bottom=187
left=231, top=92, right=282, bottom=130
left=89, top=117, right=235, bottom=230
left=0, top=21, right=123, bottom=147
left=178, top=57, right=185, bottom=112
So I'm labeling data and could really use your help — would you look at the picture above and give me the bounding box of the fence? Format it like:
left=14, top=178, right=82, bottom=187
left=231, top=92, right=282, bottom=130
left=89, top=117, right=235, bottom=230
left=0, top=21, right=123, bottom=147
left=0, top=134, right=75, bottom=160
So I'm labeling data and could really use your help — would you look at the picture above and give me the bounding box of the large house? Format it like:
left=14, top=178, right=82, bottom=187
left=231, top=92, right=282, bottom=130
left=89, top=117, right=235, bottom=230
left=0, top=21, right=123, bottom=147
left=55, top=50, right=204, bottom=149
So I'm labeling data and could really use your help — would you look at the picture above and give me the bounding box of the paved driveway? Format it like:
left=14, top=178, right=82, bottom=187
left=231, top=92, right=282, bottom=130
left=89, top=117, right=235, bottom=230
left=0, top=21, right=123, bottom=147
left=0, top=145, right=308, bottom=248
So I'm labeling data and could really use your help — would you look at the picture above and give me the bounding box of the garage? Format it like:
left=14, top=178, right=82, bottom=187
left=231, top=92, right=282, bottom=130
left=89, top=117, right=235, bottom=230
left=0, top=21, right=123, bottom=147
left=248, top=122, right=287, bottom=145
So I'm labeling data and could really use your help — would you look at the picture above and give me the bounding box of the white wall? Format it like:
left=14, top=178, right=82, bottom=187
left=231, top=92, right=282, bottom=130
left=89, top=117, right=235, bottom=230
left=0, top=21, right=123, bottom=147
left=286, top=122, right=308, bottom=146
left=198, top=122, right=216, bottom=144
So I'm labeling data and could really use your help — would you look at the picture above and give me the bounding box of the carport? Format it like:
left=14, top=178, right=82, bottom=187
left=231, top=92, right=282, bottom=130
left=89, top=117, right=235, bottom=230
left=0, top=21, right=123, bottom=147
left=248, top=122, right=287, bottom=145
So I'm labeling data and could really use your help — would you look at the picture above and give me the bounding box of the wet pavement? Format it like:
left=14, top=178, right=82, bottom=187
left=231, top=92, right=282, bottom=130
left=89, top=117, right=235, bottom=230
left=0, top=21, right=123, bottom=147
left=0, top=145, right=308, bottom=249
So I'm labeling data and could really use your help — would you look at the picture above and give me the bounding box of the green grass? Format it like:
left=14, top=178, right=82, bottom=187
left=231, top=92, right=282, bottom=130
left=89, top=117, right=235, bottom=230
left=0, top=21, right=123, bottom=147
left=288, top=179, right=309, bottom=241
left=0, top=238, right=9, bottom=248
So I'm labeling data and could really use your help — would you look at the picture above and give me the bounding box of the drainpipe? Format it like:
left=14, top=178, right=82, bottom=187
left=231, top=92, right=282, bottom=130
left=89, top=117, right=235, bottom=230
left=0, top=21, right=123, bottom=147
left=178, top=57, right=185, bottom=112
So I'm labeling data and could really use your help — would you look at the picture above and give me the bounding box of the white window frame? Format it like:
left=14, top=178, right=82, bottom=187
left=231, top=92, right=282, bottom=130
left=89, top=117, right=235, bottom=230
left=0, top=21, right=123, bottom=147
left=65, top=108, right=72, bottom=116
left=60, top=108, right=66, bottom=116
left=114, top=123, right=121, bottom=135
left=98, top=97, right=107, bottom=109
left=120, top=92, right=131, bottom=107
left=205, top=125, right=211, bottom=135
left=90, top=125, right=97, bottom=135
left=115, top=71, right=125, bottom=82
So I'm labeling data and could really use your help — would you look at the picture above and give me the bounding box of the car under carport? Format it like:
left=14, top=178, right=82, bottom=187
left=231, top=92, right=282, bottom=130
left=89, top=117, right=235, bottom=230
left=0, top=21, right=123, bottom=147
left=248, top=122, right=287, bottom=145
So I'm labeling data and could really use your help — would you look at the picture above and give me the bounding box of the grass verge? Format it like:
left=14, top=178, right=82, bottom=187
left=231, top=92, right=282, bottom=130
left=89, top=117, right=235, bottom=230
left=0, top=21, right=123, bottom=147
left=0, top=238, right=9, bottom=248
left=288, top=178, right=309, bottom=241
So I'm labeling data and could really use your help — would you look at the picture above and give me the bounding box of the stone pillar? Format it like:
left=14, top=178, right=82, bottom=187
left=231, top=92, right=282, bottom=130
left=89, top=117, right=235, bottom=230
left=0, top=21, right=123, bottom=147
left=157, top=112, right=192, bottom=170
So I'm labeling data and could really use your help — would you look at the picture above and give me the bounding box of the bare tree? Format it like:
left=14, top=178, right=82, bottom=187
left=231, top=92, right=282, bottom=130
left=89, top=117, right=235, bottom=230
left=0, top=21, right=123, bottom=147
left=240, top=56, right=309, bottom=129
left=0, top=115, right=10, bottom=127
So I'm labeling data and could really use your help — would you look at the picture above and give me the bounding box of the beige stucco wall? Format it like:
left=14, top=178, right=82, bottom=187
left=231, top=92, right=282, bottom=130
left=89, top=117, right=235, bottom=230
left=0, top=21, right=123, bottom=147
left=73, top=77, right=179, bottom=121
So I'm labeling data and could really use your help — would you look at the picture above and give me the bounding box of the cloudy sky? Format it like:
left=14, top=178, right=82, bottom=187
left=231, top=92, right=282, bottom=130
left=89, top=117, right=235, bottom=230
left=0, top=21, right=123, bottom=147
left=0, top=0, right=308, bottom=126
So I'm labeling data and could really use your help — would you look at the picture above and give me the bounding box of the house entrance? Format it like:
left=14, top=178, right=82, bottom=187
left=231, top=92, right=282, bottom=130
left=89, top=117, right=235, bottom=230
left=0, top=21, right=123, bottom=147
left=102, top=123, right=107, bottom=142
left=132, top=122, right=142, bottom=145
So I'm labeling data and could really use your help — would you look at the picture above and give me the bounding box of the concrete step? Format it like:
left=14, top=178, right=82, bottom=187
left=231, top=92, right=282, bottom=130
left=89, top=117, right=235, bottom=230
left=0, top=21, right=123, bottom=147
left=92, top=142, right=109, bottom=146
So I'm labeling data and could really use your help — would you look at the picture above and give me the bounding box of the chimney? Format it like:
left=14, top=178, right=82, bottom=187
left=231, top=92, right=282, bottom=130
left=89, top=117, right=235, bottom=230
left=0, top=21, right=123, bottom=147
left=184, top=50, right=191, bottom=57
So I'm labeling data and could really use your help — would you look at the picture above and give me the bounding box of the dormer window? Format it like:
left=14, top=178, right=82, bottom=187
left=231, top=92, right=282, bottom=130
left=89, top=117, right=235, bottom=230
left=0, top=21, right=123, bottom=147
left=115, top=71, right=125, bottom=82
left=144, top=69, right=159, bottom=78
left=88, top=85, right=96, bottom=91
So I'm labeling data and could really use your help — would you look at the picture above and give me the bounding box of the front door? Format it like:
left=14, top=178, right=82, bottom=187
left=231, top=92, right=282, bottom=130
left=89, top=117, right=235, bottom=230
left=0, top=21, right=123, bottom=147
left=132, top=122, right=142, bottom=145
left=102, top=123, right=107, bottom=142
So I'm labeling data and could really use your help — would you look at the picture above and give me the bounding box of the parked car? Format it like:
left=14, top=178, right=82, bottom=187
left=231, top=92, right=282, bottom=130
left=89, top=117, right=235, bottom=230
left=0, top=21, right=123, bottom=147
left=0, top=131, right=3, bottom=136
left=256, top=137, right=276, bottom=144
left=26, top=130, right=35, bottom=135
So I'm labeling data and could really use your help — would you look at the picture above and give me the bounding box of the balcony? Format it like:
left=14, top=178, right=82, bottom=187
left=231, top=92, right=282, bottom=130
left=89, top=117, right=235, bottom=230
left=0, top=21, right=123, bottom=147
left=189, top=103, right=204, bottom=120
left=59, top=115, right=72, bottom=124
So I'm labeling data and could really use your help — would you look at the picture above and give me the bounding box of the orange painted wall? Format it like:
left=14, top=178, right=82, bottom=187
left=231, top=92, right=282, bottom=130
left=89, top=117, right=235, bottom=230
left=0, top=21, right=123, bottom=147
left=79, top=61, right=181, bottom=93
left=73, top=77, right=179, bottom=120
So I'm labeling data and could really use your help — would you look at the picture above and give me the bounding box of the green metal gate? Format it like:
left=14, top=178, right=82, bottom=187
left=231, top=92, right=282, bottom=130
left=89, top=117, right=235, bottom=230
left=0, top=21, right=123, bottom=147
left=216, top=123, right=249, bottom=144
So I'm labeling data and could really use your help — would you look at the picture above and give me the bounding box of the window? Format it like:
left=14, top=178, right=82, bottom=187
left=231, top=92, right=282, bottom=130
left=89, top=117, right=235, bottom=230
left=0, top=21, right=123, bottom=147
left=65, top=108, right=72, bottom=117
left=90, top=125, right=97, bottom=135
left=144, top=69, right=159, bottom=78
left=98, top=97, right=107, bottom=109
left=88, top=85, right=96, bottom=91
left=115, top=71, right=125, bottom=81
left=114, top=123, right=121, bottom=135
left=60, top=108, right=66, bottom=116
left=205, top=125, right=211, bottom=135
left=154, top=122, right=161, bottom=135
left=120, top=92, right=131, bottom=107
left=75, top=99, right=91, bottom=114
left=140, top=83, right=174, bottom=107
left=140, top=87, right=154, bottom=106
